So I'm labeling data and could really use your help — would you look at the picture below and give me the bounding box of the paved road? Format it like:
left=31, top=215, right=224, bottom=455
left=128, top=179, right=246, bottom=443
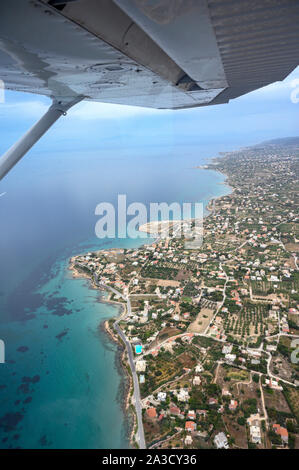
left=94, top=276, right=146, bottom=449
left=204, top=262, right=228, bottom=335
left=114, top=320, right=146, bottom=449
left=264, top=349, right=295, bottom=387
left=259, top=377, right=268, bottom=429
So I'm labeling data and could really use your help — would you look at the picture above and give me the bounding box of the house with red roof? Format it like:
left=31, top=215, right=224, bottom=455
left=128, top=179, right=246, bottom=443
left=229, top=400, right=238, bottom=411
left=273, top=424, right=288, bottom=443
left=187, top=410, right=196, bottom=420
left=169, top=406, right=184, bottom=419
left=146, top=407, right=157, bottom=419
left=185, top=421, right=197, bottom=432
left=208, top=397, right=218, bottom=406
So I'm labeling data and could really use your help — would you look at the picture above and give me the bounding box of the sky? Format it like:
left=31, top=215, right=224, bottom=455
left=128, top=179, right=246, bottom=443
left=0, top=66, right=298, bottom=164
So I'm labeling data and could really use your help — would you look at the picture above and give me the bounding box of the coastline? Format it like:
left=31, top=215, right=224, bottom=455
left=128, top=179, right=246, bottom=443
left=204, top=154, right=235, bottom=218
left=68, top=151, right=233, bottom=449
left=103, top=319, right=136, bottom=446
left=2, top=137, right=297, bottom=450
left=69, top=262, right=137, bottom=446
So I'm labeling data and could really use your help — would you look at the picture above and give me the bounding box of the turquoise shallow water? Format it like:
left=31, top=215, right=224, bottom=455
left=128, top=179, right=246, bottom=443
left=0, top=148, right=231, bottom=448
left=0, top=237, right=149, bottom=449
left=0, top=258, right=128, bottom=448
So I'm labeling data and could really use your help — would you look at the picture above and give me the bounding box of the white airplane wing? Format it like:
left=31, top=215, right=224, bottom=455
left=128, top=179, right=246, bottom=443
left=0, top=0, right=298, bottom=179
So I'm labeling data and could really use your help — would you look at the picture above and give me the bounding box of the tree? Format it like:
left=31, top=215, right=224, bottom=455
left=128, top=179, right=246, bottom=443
left=237, top=416, right=246, bottom=426
left=289, top=434, right=295, bottom=449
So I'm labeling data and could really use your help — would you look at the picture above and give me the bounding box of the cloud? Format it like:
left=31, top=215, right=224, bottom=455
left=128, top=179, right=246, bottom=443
left=0, top=99, right=48, bottom=119
left=0, top=94, right=170, bottom=121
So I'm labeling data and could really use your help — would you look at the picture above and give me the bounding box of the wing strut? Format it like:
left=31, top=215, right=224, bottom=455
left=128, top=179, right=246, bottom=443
left=0, top=96, right=84, bottom=181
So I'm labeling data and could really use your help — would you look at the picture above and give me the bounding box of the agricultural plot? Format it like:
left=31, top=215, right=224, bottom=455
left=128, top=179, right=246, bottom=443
left=140, top=349, right=197, bottom=398
left=141, top=265, right=178, bottom=280
left=223, top=303, right=269, bottom=342
left=264, top=389, right=291, bottom=414
left=187, top=307, right=214, bottom=334
left=284, top=386, right=299, bottom=423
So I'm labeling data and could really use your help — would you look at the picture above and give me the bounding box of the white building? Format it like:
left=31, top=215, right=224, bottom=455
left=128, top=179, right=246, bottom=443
left=265, top=378, right=283, bottom=391
left=185, top=435, right=193, bottom=446
left=214, top=432, right=229, bottom=449
left=249, top=425, right=261, bottom=444
left=222, top=345, right=233, bottom=355
left=195, top=363, right=203, bottom=373
left=193, top=376, right=201, bottom=386
left=177, top=389, right=190, bottom=402
left=225, top=353, right=236, bottom=363
left=135, top=360, right=147, bottom=372
left=157, top=392, right=167, bottom=402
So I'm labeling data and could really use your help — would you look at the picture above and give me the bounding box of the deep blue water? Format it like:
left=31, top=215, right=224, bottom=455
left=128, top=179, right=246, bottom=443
left=0, top=144, right=230, bottom=448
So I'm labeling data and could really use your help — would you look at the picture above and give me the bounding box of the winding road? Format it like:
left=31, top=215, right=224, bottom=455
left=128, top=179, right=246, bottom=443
left=94, top=275, right=146, bottom=449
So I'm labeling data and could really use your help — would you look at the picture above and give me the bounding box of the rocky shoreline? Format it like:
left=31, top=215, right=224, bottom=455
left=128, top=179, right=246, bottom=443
left=68, top=152, right=232, bottom=449
left=69, top=262, right=137, bottom=447
left=103, top=320, right=136, bottom=446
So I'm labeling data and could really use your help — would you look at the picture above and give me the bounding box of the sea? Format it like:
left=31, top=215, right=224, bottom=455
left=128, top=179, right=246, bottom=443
left=0, top=144, right=231, bottom=449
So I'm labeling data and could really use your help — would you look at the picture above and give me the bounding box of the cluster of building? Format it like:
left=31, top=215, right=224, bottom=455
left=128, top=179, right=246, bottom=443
left=70, top=142, right=299, bottom=449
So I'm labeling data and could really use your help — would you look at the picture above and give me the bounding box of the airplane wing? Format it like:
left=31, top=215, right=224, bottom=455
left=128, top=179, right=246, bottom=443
left=1, top=0, right=298, bottom=110
left=0, top=0, right=298, bottom=180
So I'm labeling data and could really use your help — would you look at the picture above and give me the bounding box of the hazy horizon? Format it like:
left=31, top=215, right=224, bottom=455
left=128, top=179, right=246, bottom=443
left=0, top=67, right=298, bottom=189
